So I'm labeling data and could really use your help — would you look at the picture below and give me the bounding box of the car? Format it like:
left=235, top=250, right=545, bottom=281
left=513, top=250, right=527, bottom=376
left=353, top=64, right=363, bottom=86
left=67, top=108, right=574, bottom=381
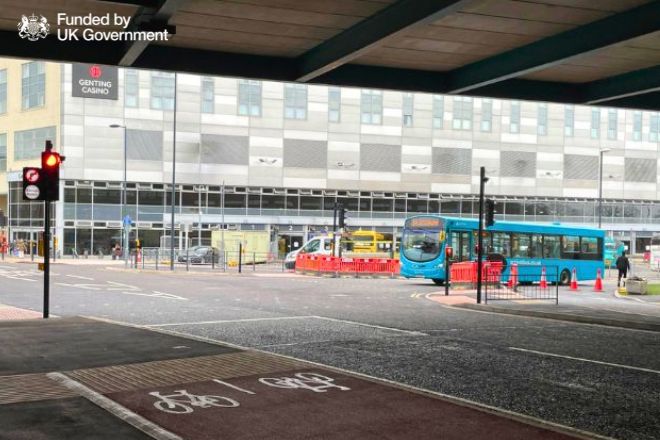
left=177, top=246, right=220, bottom=264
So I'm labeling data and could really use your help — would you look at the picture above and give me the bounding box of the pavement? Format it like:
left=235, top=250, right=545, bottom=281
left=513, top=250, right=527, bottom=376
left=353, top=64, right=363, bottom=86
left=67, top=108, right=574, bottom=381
left=0, top=316, right=594, bottom=440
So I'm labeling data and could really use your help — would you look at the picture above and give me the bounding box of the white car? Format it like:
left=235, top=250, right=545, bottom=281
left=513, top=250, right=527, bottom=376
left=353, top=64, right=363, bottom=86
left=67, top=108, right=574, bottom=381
left=284, top=236, right=334, bottom=269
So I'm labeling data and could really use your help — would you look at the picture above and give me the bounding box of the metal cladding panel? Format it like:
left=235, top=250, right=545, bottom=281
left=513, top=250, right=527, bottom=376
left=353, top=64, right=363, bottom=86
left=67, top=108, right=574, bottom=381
left=283, top=139, right=327, bottom=168
left=360, top=144, right=401, bottom=172
left=501, top=151, right=536, bottom=177
left=564, top=154, right=598, bottom=180
left=126, top=129, right=163, bottom=161
left=201, top=134, right=249, bottom=165
left=625, top=157, right=656, bottom=183
left=432, top=147, right=471, bottom=175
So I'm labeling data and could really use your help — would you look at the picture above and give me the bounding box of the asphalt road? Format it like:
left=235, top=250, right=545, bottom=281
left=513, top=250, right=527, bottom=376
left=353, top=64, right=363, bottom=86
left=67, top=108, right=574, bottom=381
left=0, top=261, right=659, bottom=440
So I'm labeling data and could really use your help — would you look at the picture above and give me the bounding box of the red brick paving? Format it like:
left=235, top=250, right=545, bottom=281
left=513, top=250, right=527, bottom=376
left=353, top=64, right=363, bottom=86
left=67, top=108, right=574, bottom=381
left=0, top=305, right=43, bottom=321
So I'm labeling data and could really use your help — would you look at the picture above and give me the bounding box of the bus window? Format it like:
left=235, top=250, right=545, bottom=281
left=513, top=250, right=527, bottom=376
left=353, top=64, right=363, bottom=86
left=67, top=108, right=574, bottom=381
left=530, top=234, right=543, bottom=258
left=561, top=235, right=580, bottom=259
left=511, top=234, right=531, bottom=258
left=581, top=236, right=600, bottom=260
left=492, top=232, right=510, bottom=256
left=543, top=235, right=560, bottom=259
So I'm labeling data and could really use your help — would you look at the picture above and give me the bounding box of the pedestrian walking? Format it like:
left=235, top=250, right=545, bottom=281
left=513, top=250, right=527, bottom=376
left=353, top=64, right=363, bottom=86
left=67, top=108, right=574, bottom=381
left=616, top=251, right=631, bottom=287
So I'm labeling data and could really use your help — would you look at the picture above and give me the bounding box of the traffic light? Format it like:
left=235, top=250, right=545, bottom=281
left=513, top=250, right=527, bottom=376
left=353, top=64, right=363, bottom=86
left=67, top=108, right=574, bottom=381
left=338, top=206, right=348, bottom=229
left=41, top=142, right=63, bottom=201
left=485, top=199, right=496, bottom=227
left=23, top=167, right=45, bottom=201
left=445, top=246, right=453, bottom=259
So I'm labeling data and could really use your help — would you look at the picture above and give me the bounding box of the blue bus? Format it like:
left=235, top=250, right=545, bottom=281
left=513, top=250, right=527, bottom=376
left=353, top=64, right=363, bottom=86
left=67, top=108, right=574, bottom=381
left=400, top=216, right=605, bottom=286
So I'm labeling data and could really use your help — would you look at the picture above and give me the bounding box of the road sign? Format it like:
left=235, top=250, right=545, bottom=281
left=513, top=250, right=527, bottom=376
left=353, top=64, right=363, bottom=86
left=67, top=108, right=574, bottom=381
left=25, top=185, right=40, bottom=200
left=123, top=215, right=132, bottom=226
left=25, top=168, right=40, bottom=183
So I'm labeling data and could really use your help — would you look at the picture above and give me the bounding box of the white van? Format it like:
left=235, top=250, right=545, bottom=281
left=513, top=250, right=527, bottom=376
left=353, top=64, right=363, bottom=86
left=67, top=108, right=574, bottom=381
left=284, top=236, right=334, bottom=269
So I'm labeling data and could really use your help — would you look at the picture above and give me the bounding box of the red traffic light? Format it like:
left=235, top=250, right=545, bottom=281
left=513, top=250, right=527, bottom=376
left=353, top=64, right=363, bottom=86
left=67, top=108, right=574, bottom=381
left=445, top=246, right=453, bottom=259
left=43, top=152, right=61, bottom=168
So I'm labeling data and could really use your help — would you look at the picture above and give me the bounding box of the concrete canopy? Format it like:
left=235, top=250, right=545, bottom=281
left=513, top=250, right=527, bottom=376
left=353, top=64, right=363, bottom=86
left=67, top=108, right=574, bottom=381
left=1, top=0, right=659, bottom=110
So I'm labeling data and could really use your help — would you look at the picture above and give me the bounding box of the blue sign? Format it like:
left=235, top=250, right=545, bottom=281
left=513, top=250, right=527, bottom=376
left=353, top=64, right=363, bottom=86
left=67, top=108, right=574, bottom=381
left=123, top=215, right=132, bottom=226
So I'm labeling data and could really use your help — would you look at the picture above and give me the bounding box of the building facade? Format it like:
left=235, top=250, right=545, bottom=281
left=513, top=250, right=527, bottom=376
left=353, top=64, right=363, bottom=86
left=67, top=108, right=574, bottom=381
left=2, top=59, right=660, bottom=256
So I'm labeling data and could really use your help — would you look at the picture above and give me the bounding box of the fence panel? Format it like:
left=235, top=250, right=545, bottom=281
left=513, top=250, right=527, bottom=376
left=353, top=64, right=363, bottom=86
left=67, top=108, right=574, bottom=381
left=485, top=266, right=559, bottom=304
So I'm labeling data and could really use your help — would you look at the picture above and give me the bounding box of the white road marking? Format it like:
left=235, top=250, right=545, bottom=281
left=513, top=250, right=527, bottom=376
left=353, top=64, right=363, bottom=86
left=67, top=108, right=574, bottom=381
left=212, top=379, right=256, bottom=395
left=147, top=316, right=316, bottom=327
left=509, top=347, right=660, bottom=375
left=65, top=274, right=94, bottom=280
left=311, top=315, right=428, bottom=336
left=55, top=282, right=102, bottom=290
left=2, top=275, right=37, bottom=281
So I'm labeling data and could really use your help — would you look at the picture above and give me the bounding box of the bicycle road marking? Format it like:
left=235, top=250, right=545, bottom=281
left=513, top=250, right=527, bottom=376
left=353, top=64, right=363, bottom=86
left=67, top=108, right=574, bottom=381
left=509, top=347, right=660, bottom=375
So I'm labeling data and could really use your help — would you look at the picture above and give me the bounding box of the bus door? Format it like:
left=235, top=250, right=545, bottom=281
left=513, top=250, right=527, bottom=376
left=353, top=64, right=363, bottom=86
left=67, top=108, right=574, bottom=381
left=449, top=230, right=471, bottom=262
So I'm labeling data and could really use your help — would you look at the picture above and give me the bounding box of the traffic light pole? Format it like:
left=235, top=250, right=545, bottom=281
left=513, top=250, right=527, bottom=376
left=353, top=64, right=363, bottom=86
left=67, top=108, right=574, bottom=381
left=43, top=200, right=50, bottom=318
left=476, top=166, right=486, bottom=304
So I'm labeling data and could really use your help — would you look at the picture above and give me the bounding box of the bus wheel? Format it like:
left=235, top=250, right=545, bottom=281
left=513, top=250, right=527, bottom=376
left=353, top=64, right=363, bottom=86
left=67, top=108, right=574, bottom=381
left=432, top=279, right=444, bottom=286
left=559, top=269, right=571, bottom=286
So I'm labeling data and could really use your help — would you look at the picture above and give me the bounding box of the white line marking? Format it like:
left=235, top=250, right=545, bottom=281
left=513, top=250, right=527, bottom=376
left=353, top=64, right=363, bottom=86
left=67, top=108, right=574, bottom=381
left=2, top=276, right=37, bottom=282
left=65, top=274, right=94, bottom=280
left=146, top=316, right=316, bottom=327
left=509, top=347, right=660, bottom=375
left=47, top=372, right=182, bottom=440
left=311, top=315, right=428, bottom=336
left=212, top=379, right=256, bottom=395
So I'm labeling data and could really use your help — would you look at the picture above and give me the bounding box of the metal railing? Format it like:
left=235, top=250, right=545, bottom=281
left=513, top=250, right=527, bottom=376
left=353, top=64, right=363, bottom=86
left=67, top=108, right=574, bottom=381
left=134, top=247, right=288, bottom=273
left=485, top=267, right=559, bottom=304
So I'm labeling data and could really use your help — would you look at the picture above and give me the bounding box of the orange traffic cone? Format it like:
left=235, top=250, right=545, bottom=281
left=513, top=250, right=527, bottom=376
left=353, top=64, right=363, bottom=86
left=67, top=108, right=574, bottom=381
left=593, top=268, right=603, bottom=292
left=570, top=267, right=579, bottom=291
left=539, top=266, right=548, bottom=289
left=507, top=262, right=518, bottom=289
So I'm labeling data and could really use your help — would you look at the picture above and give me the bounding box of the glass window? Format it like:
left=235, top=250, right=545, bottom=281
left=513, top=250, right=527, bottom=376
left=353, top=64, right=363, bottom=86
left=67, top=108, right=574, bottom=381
left=301, top=196, right=322, bottom=210
left=328, top=87, right=340, bottom=122
left=402, top=92, right=413, bottom=127
left=633, top=111, right=642, bottom=141
left=224, top=193, right=246, bottom=208
left=452, top=97, right=472, bottom=130
left=441, top=200, right=460, bottom=214
left=372, top=198, right=393, bottom=212
left=361, top=90, right=382, bottom=124
left=491, top=232, right=510, bottom=257
left=432, top=95, right=443, bottom=129
left=139, top=190, right=163, bottom=206
left=94, top=189, right=121, bottom=204
left=564, top=105, right=574, bottom=136
left=14, top=126, right=56, bottom=160
left=201, top=77, right=214, bottom=113
left=284, top=83, right=307, bottom=120
left=511, top=233, right=531, bottom=258
left=0, top=69, right=6, bottom=114
left=238, top=79, right=262, bottom=116
left=607, top=109, right=617, bottom=139
left=481, top=99, right=492, bottom=132
left=538, top=103, right=547, bottom=136
left=77, top=188, right=92, bottom=204
left=510, top=101, right=520, bottom=133
left=543, top=235, right=560, bottom=259
left=504, top=201, right=523, bottom=216
left=407, top=199, right=427, bottom=213
left=530, top=234, right=543, bottom=259
left=22, top=61, right=45, bottom=109
left=124, top=69, right=138, bottom=108
left=650, top=113, right=659, bottom=142
left=402, top=229, right=441, bottom=263
left=591, top=108, right=600, bottom=139
left=0, top=133, right=6, bottom=171
left=262, top=194, right=285, bottom=210
left=150, top=71, right=175, bottom=110
left=581, top=236, right=598, bottom=254
left=561, top=235, right=580, bottom=257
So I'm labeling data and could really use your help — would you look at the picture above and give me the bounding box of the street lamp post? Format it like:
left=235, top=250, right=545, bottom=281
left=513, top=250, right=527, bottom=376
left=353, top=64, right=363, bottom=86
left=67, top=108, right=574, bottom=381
left=598, top=148, right=611, bottom=229
left=110, top=124, right=128, bottom=265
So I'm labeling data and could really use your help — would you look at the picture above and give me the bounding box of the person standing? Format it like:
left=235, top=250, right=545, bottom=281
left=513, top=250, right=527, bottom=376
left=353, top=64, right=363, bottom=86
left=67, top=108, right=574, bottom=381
left=616, top=251, right=631, bottom=287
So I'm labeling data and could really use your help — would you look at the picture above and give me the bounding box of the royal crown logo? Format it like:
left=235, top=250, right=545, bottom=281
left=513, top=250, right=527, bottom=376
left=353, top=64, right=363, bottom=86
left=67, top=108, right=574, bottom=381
left=18, top=14, right=49, bottom=41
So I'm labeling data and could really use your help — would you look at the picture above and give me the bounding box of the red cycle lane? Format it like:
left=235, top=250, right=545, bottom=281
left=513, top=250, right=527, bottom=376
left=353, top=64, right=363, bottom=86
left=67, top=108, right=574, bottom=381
left=107, top=369, right=584, bottom=440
